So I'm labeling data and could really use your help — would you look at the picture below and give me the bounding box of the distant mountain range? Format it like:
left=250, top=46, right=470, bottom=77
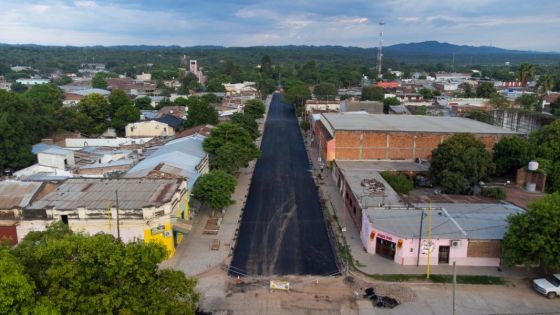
left=1, top=41, right=559, bottom=67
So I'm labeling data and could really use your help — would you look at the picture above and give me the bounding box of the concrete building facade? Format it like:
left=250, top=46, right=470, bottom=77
left=126, top=120, right=175, bottom=137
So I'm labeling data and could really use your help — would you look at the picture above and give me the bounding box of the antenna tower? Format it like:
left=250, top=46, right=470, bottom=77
left=376, top=20, right=385, bottom=78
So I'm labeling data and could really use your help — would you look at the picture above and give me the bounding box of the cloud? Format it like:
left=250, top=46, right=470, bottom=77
left=74, top=1, right=97, bottom=8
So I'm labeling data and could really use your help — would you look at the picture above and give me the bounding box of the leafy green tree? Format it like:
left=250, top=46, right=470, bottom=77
left=11, top=223, right=199, bottom=314
left=300, top=120, right=310, bottom=131
left=174, top=97, right=189, bottom=106
left=193, top=170, right=236, bottom=210
left=503, top=193, right=560, bottom=271
left=24, top=83, right=64, bottom=138
left=0, top=90, right=37, bottom=170
left=283, top=80, right=311, bottom=107
left=203, top=123, right=260, bottom=172
left=430, top=134, right=491, bottom=193
left=54, top=75, right=73, bottom=86
left=465, top=109, right=494, bottom=125
left=231, top=112, right=259, bottom=140
left=516, top=94, right=540, bottom=111
left=490, top=93, right=510, bottom=109
left=383, top=97, right=400, bottom=114
left=91, top=72, right=108, bottom=89
left=112, top=105, right=140, bottom=135
left=260, top=55, right=273, bottom=77
left=415, top=105, right=428, bottom=115
left=476, top=82, right=497, bottom=98
left=108, top=89, right=131, bottom=115
left=516, top=63, right=535, bottom=86
left=537, top=74, right=554, bottom=99
left=362, top=86, right=384, bottom=101
left=77, top=93, right=111, bottom=134
left=462, top=84, right=475, bottom=98
left=0, top=247, right=39, bottom=314
left=182, top=72, right=201, bottom=92
left=184, top=96, right=219, bottom=128
left=10, top=82, right=27, bottom=94
left=492, top=136, right=533, bottom=176
left=314, top=82, right=338, bottom=100
left=53, top=107, right=93, bottom=133
left=135, top=96, right=153, bottom=109
left=243, top=99, right=266, bottom=119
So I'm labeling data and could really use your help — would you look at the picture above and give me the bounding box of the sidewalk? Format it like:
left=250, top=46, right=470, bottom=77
left=303, top=135, right=534, bottom=279
left=161, top=95, right=272, bottom=277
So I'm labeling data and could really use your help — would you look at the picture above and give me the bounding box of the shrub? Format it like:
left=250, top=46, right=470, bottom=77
left=380, top=172, right=414, bottom=195
left=481, top=187, right=507, bottom=200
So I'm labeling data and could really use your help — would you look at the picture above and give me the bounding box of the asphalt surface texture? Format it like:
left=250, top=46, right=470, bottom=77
left=230, top=93, right=339, bottom=276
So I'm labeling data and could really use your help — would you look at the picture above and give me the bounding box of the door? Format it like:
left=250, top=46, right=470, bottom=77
left=376, top=238, right=396, bottom=260
left=439, top=246, right=450, bottom=264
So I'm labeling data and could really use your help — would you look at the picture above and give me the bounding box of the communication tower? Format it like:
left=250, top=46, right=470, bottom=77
left=376, top=21, right=385, bottom=78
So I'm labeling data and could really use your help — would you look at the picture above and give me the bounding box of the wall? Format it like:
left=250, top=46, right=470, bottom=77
left=38, top=151, right=75, bottom=169
left=333, top=130, right=504, bottom=161
left=516, top=168, right=547, bottom=192
left=126, top=120, right=175, bottom=137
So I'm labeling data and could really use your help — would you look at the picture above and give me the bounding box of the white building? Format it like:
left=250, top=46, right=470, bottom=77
left=37, top=147, right=75, bottom=170
left=125, top=120, right=175, bottom=137
left=16, top=79, right=50, bottom=85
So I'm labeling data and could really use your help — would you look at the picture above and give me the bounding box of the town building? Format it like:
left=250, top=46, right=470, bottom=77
left=63, top=88, right=110, bottom=106
left=304, top=99, right=340, bottom=113
left=359, top=203, right=522, bottom=266
left=435, top=73, right=471, bottom=82
left=125, top=120, right=176, bottom=137
left=189, top=60, right=207, bottom=85
left=0, top=76, right=11, bottom=91
left=22, top=178, right=191, bottom=256
left=339, top=100, right=384, bottom=114
left=314, top=113, right=517, bottom=162
left=16, top=78, right=50, bottom=86
left=0, top=181, right=47, bottom=245
left=106, top=78, right=157, bottom=96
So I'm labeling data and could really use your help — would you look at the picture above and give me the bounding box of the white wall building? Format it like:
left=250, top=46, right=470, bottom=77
left=125, top=120, right=175, bottom=137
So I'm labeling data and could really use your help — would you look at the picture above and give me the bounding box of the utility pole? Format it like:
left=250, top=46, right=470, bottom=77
left=453, top=261, right=457, bottom=315
left=115, top=190, right=121, bottom=241
left=416, top=208, right=424, bottom=266
left=426, top=201, right=433, bottom=279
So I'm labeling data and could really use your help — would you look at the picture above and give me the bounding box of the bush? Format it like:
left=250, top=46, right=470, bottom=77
left=481, top=187, right=507, bottom=200
left=380, top=172, right=413, bottom=195
left=440, top=170, right=469, bottom=194
left=300, top=120, right=310, bottom=131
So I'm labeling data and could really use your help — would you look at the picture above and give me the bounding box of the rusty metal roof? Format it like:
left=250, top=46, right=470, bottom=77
left=0, top=181, right=44, bottom=209
left=27, top=178, right=182, bottom=210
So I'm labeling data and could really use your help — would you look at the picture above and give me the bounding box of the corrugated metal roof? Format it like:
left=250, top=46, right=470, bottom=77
left=40, top=147, right=73, bottom=156
left=322, top=113, right=518, bottom=134
left=27, top=178, right=181, bottom=210
left=0, top=181, right=44, bottom=209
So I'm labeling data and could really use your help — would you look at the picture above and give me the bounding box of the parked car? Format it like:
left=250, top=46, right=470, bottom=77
left=533, top=274, right=560, bottom=299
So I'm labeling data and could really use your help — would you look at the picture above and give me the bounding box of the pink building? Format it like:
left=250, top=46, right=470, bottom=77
left=359, top=204, right=523, bottom=266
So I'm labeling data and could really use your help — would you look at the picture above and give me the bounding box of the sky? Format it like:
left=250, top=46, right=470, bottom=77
left=1, top=0, right=559, bottom=51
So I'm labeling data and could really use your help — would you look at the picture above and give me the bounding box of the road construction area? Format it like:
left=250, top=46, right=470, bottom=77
left=230, top=93, right=338, bottom=276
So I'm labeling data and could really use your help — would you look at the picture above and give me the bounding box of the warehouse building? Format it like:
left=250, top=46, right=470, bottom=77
left=314, top=113, right=517, bottom=162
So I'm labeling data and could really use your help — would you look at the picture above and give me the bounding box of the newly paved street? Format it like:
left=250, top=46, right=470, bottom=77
left=230, top=93, right=338, bottom=276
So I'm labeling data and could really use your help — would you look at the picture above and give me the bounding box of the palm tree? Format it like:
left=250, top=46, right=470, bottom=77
left=516, top=63, right=536, bottom=86
left=537, top=74, right=554, bottom=98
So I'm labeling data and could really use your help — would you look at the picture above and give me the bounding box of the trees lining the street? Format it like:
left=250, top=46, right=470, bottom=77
left=192, top=170, right=236, bottom=211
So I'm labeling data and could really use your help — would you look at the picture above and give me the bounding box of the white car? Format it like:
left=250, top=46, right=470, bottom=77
left=533, top=274, right=560, bottom=299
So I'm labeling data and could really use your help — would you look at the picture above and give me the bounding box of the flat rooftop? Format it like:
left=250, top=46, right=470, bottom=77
left=337, top=162, right=404, bottom=208
left=322, top=113, right=517, bottom=134
left=336, top=160, right=429, bottom=173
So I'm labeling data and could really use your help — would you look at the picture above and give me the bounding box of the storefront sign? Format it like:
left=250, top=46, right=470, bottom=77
left=421, top=240, right=434, bottom=255
left=377, top=232, right=392, bottom=241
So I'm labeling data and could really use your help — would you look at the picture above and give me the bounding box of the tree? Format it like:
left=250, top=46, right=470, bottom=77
left=182, top=72, right=201, bottom=92
left=300, top=120, right=310, bottom=131
left=476, top=82, right=497, bottom=98
left=184, top=96, right=219, bottom=128
left=489, top=93, right=510, bottom=109
left=24, top=84, right=64, bottom=138
left=206, top=78, right=226, bottom=93
left=418, top=87, right=436, bottom=100
left=383, top=97, right=400, bottom=114
left=528, top=120, right=560, bottom=193
left=112, top=104, right=140, bottom=134
left=108, top=89, right=132, bottom=115
left=314, top=82, right=338, bottom=100
left=91, top=72, right=108, bottom=89
left=362, top=86, right=384, bottom=101
left=54, top=75, right=73, bottom=86
left=135, top=96, right=153, bottom=109
left=465, top=109, right=494, bottom=125
left=0, top=247, right=39, bottom=314
left=503, top=193, right=560, bottom=271
left=243, top=99, right=266, bottom=119
left=9, top=222, right=199, bottom=314
left=462, top=84, right=475, bottom=98
left=53, top=107, right=93, bottom=133
left=231, top=112, right=259, bottom=140
left=492, top=136, right=533, bottom=176
left=174, top=97, right=189, bottom=106
left=516, top=63, right=535, bottom=86
left=283, top=80, right=311, bottom=107
left=10, top=82, right=27, bottom=94
left=192, top=170, right=236, bottom=210
left=203, top=123, right=260, bottom=172
left=260, top=55, right=273, bottom=77
left=537, top=74, right=555, bottom=108
left=77, top=93, right=111, bottom=134
left=516, top=93, right=539, bottom=111
left=430, top=134, right=491, bottom=194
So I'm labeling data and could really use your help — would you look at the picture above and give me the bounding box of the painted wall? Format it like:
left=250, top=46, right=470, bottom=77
left=125, top=120, right=175, bottom=137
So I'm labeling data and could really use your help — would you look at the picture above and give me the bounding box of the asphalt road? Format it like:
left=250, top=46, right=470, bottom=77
left=230, top=93, right=339, bottom=276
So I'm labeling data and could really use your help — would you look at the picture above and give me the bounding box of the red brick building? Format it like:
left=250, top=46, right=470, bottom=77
left=314, top=113, right=517, bottom=162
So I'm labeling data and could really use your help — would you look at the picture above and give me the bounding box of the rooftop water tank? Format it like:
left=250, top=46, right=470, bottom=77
left=528, top=161, right=539, bottom=171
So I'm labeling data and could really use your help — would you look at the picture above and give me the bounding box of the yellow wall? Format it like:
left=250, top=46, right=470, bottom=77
left=144, top=223, right=175, bottom=257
